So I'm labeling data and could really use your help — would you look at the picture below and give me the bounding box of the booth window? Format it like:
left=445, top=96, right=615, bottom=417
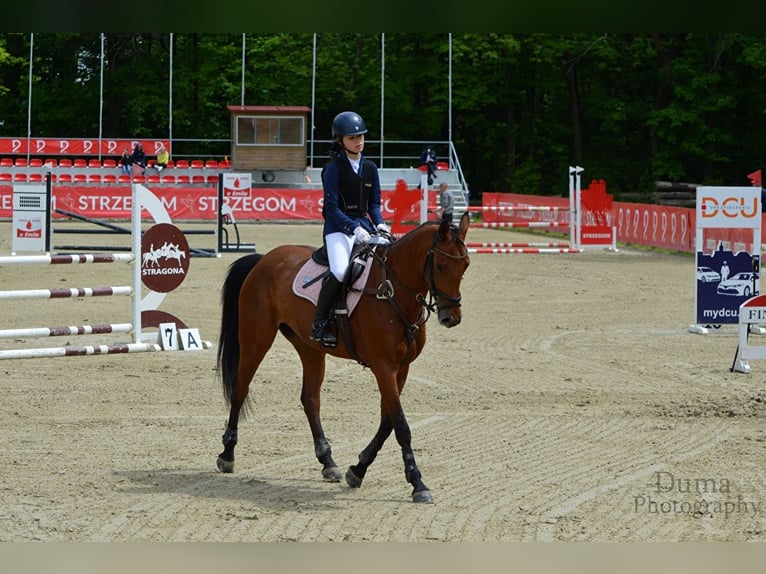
left=236, top=116, right=304, bottom=146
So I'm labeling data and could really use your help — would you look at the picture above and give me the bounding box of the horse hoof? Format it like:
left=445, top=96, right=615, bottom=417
left=322, top=466, right=343, bottom=482
left=412, top=490, right=434, bottom=504
left=345, top=467, right=363, bottom=488
left=216, top=456, right=234, bottom=473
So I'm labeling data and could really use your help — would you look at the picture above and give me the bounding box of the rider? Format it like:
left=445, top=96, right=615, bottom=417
left=310, top=110, right=391, bottom=347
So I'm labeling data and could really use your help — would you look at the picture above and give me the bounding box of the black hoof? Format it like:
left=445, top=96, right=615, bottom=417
left=217, top=456, right=234, bottom=473
left=345, top=467, right=363, bottom=488
left=323, top=466, right=343, bottom=482
left=412, top=490, right=434, bottom=503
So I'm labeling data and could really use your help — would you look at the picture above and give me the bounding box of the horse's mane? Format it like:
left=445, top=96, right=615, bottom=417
left=391, top=221, right=441, bottom=248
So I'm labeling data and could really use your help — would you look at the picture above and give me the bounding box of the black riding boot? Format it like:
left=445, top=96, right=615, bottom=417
left=310, top=274, right=343, bottom=347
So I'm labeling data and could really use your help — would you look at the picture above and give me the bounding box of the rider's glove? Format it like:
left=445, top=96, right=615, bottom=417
left=376, top=223, right=391, bottom=234
left=353, top=226, right=371, bottom=244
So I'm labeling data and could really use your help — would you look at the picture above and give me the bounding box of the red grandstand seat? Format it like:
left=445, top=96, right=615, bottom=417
left=0, top=158, right=13, bottom=167
left=166, top=160, right=175, bottom=168
left=88, top=174, right=102, bottom=183
left=102, top=159, right=117, bottom=168
left=176, top=175, right=190, bottom=184
left=58, top=173, right=73, bottom=183
left=436, top=161, right=449, bottom=170
left=103, top=174, right=117, bottom=183
left=190, top=160, right=204, bottom=169
left=191, top=175, right=205, bottom=184
left=204, top=159, right=219, bottom=169
left=29, top=158, right=43, bottom=167
left=88, top=159, right=102, bottom=168
left=133, top=175, right=146, bottom=183
left=0, top=173, right=12, bottom=181
left=161, top=175, right=176, bottom=184
left=15, top=158, right=28, bottom=167
left=118, top=174, right=132, bottom=183
left=146, top=175, right=161, bottom=183
left=174, top=159, right=189, bottom=169
left=13, top=173, right=27, bottom=182
left=73, top=159, right=87, bottom=168
left=73, top=174, right=87, bottom=183
left=206, top=174, right=219, bottom=184
left=58, top=158, right=73, bottom=167
left=28, top=173, right=43, bottom=182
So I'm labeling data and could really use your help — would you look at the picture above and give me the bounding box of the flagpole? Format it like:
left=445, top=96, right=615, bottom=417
left=380, top=33, right=385, bottom=168
left=310, top=33, right=317, bottom=167
left=169, top=33, right=173, bottom=154
left=98, top=33, right=104, bottom=161
left=448, top=33, right=453, bottom=169
left=241, top=33, right=246, bottom=106
left=26, top=33, right=33, bottom=163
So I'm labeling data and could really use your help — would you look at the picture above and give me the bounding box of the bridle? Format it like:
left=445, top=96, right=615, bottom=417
left=421, top=230, right=467, bottom=314
left=364, top=226, right=468, bottom=341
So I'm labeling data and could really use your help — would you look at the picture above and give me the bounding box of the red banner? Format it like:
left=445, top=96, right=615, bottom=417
left=0, top=184, right=403, bottom=222
left=0, top=138, right=170, bottom=157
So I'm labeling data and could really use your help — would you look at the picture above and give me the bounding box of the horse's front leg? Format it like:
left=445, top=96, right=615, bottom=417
left=346, top=365, right=432, bottom=503
left=392, top=409, right=432, bottom=503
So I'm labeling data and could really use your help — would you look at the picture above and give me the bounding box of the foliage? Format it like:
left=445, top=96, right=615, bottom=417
left=2, top=33, right=766, bottom=201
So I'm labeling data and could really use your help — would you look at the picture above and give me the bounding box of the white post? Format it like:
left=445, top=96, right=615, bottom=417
left=569, top=166, right=584, bottom=249
left=132, top=183, right=141, bottom=344
left=420, top=172, right=429, bottom=223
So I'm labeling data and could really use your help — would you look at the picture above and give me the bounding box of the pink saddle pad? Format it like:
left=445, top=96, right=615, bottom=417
left=292, top=256, right=373, bottom=317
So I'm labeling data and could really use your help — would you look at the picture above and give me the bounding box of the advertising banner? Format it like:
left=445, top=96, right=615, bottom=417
left=691, top=187, right=761, bottom=330
left=0, top=137, right=170, bottom=157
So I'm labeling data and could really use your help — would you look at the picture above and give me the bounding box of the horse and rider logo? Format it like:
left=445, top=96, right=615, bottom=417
left=140, top=223, right=190, bottom=293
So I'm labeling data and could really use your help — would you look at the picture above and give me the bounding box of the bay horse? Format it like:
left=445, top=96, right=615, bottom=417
left=215, top=212, right=471, bottom=503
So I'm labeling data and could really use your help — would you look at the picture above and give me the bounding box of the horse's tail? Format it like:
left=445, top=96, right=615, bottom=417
left=217, top=253, right=262, bottom=406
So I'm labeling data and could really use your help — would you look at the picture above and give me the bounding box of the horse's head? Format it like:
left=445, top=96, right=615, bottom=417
left=425, top=212, right=471, bottom=327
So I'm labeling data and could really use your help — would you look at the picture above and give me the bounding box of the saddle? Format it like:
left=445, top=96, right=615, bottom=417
left=292, top=244, right=374, bottom=317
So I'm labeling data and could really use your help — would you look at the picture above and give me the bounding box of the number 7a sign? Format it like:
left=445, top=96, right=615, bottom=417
left=158, top=322, right=204, bottom=351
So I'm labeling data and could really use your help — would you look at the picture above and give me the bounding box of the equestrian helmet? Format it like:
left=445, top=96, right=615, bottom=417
left=331, top=111, right=367, bottom=138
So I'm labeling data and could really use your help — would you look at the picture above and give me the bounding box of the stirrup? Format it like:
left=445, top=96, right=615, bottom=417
left=310, top=320, right=337, bottom=348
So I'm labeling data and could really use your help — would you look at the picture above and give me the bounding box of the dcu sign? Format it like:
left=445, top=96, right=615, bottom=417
left=697, top=188, right=761, bottom=228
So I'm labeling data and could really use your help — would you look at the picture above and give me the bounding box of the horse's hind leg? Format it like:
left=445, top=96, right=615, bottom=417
left=289, top=336, right=342, bottom=481
left=345, top=414, right=393, bottom=486
left=217, top=321, right=279, bottom=474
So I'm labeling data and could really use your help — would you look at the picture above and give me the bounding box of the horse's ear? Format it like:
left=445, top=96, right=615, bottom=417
left=438, top=219, right=451, bottom=239
left=457, top=212, right=470, bottom=241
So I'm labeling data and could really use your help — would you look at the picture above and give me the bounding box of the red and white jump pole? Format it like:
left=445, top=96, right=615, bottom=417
left=467, top=247, right=582, bottom=254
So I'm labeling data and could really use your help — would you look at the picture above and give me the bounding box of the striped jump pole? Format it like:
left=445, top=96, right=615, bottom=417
left=430, top=205, right=568, bottom=213
left=0, top=286, right=132, bottom=301
left=467, top=241, right=571, bottom=248
left=467, top=247, right=583, bottom=254
left=0, top=253, right=134, bottom=266
left=0, top=343, right=160, bottom=360
left=0, top=323, right=133, bottom=339
left=474, top=221, right=568, bottom=229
